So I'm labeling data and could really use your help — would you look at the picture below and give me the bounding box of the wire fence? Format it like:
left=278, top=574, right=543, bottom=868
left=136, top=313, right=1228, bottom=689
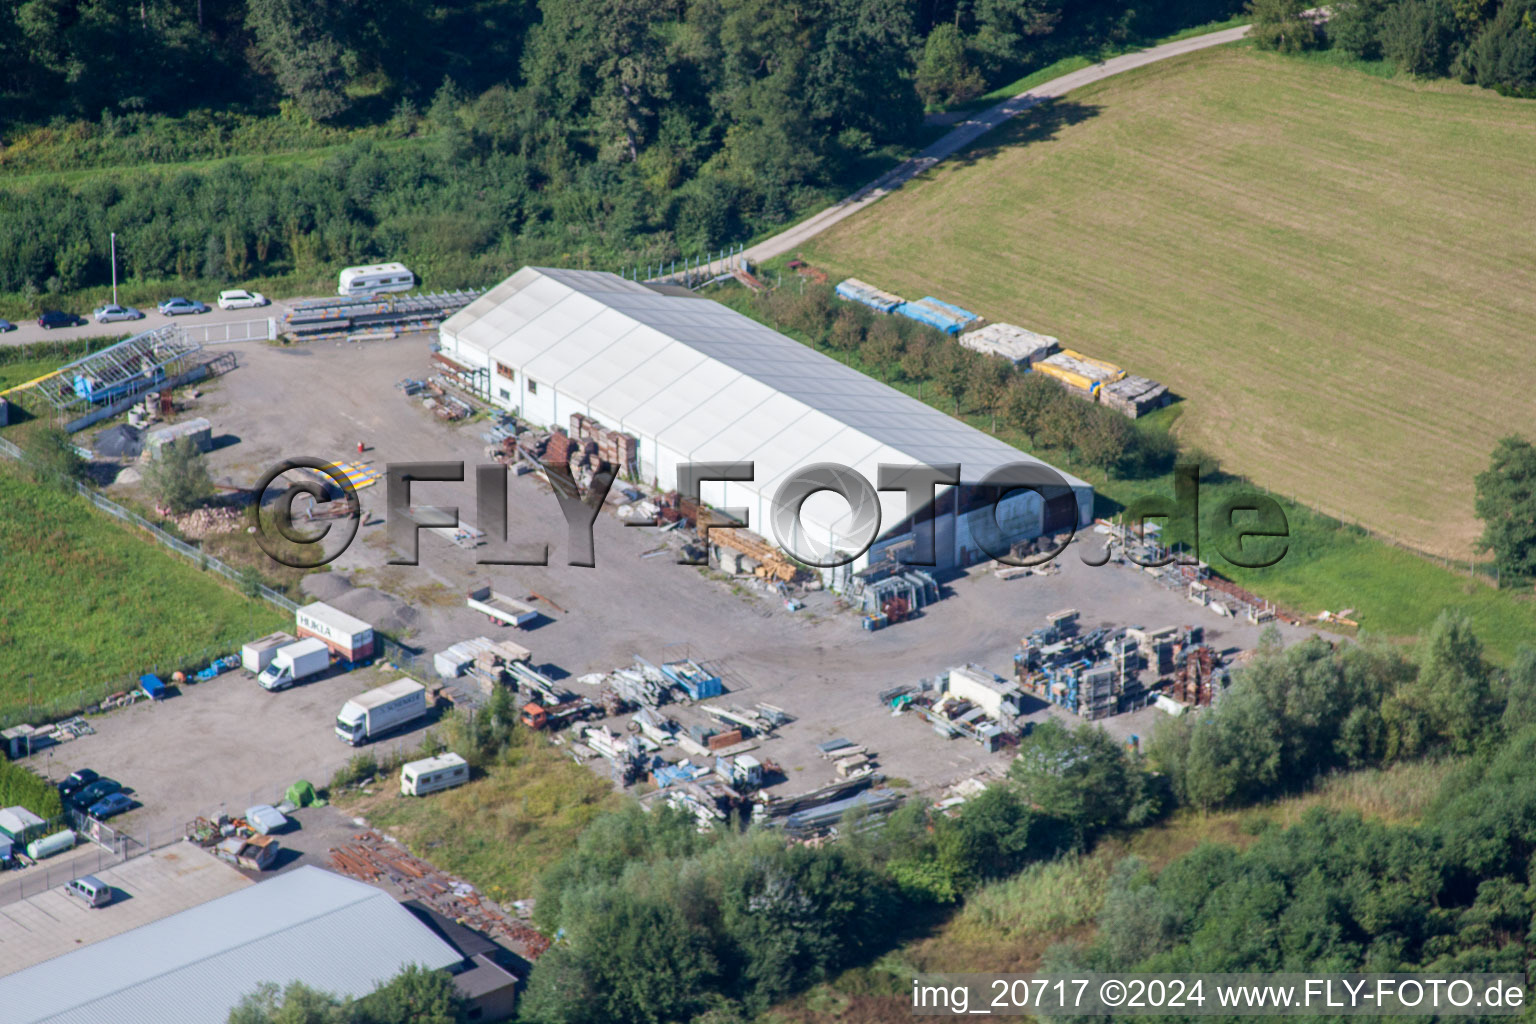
left=0, top=434, right=303, bottom=728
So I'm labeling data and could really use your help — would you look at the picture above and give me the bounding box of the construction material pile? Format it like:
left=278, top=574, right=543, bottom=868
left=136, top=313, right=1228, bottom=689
left=172, top=505, right=244, bottom=538
left=569, top=413, right=638, bottom=478
left=1100, top=375, right=1170, bottom=417
left=328, top=830, right=550, bottom=959
left=958, top=322, right=1059, bottom=365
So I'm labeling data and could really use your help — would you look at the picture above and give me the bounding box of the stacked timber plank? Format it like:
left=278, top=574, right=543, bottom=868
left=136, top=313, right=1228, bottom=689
left=697, top=510, right=801, bottom=582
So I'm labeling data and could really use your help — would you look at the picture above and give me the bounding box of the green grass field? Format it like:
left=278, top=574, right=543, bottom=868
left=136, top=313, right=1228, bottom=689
left=800, top=44, right=1536, bottom=560
left=339, top=728, right=623, bottom=900
left=0, top=460, right=286, bottom=722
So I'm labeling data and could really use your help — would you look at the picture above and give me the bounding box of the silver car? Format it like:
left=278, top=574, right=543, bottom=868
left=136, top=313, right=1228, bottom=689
left=93, top=303, right=144, bottom=323
left=158, top=297, right=209, bottom=316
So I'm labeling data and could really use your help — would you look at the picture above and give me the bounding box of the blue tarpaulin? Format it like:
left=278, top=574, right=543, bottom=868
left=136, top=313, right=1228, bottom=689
left=139, top=674, right=167, bottom=700
left=895, top=297, right=979, bottom=335
left=835, top=278, right=904, bottom=314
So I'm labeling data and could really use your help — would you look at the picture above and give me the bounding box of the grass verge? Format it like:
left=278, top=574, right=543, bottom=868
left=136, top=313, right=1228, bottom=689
left=0, top=459, right=287, bottom=721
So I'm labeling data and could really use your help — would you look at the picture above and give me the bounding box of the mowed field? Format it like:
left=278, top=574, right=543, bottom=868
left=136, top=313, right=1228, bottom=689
left=800, top=45, right=1536, bottom=557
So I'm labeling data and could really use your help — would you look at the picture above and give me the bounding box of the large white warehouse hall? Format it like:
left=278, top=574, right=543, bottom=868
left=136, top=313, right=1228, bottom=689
left=438, top=267, right=1092, bottom=577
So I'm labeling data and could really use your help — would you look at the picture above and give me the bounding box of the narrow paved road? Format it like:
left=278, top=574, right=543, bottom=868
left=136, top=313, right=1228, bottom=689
left=696, top=25, right=1253, bottom=281
left=1, top=302, right=285, bottom=350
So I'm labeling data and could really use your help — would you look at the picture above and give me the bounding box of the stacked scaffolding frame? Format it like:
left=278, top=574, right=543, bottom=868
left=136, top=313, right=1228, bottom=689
left=2, top=326, right=204, bottom=424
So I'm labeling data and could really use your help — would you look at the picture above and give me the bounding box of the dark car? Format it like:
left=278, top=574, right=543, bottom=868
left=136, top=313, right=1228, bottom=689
left=38, top=310, right=84, bottom=329
left=0, top=319, right=16, bottom=332
left=87, top=793, right=133, bottom=820
left=70, top=778, right=121, bottom=810
left=57, top=768, right=100, bottom=799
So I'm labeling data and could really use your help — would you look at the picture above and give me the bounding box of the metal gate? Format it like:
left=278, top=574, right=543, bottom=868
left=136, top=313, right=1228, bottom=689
left=177, top=318, right=275, bottom=344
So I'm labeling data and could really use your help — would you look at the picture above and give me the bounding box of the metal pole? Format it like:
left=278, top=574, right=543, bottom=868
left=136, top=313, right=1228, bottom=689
left=111, top=232, right=118, bottom=306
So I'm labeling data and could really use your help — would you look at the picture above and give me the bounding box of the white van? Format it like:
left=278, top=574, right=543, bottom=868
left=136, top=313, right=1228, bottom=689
left=400, top=752, right=469, bottom=797
left=65, top=875, right=112, bottom=908
left=337, top=263, right=415, bottom=297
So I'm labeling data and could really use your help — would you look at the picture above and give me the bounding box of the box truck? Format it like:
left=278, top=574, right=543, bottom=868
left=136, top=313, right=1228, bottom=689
left=336, top=678, right=428, bottom=745
left=295, top=602, right=375, bottom=662
left=257, top=639, right=331, bottom=691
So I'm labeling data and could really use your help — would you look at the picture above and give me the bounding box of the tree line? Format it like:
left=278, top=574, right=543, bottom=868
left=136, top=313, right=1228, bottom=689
left=734, top=282, right=1177, bottom=479
left=0, top=0, right=1247, bottom=303
left=1251, top=0, right=1536, bottom=94
left=513, top=609, right=1533, bottom=1022
left=1050, top=722, right=1536, bottom=1000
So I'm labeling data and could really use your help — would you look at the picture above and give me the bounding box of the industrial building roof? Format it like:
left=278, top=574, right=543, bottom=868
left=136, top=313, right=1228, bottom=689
left=442, top=268, right=1089, bottom=540
left=0, top=866, right=463, bottom=1024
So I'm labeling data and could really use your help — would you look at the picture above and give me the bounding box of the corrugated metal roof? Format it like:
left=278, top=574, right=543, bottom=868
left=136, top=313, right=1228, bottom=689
left=441, top=268, right=1091, bottom=544
left=0, top=867, right=463, bottom=1024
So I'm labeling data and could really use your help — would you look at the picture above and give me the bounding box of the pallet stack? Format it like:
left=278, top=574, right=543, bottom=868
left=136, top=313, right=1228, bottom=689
left=569, top=413, right=638, bottom=477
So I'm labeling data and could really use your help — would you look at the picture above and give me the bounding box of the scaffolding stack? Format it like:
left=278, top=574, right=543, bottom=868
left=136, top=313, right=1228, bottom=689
left=283, top=289, right=482, bottom=341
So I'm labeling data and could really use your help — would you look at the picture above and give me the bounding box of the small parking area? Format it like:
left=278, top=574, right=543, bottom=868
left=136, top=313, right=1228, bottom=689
left=19, top=662, right=436, bottom=857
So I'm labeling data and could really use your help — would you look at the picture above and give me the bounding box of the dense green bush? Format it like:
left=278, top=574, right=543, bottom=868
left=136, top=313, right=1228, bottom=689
left=1149, top=613, right=1527, bottom=809
left=0, top=759, right=63, bottom=820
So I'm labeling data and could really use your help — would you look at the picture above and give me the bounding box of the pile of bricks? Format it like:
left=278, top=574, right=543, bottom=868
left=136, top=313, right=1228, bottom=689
left=569, top=413, right=638, bottom=477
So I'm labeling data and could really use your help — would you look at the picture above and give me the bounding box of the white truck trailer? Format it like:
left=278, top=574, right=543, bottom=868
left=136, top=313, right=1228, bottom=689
left=335, top=678, right=428, bottom=745
left=257, top=639, right=330, bottom=691
left=466, top=586, right=537, bottom=627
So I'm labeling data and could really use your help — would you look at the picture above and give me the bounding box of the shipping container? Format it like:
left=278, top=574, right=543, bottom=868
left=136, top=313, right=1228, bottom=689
left=295, top=602, right=374, bottom=662
left=242, top=632, right=297, bottom=673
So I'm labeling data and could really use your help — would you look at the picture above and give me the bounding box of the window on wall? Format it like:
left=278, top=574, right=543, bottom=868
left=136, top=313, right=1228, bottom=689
left=527, top=379, right=539, bottom=394
left=495, top=361, right=515, bottom=381
left=499, top=388, right=511, bottom=400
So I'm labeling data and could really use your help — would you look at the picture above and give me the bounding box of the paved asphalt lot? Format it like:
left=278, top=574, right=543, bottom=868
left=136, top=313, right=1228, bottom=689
left=8, top=333, right=1317, bottom=904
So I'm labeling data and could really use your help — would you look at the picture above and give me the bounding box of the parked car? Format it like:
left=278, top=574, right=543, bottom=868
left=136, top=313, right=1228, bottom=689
left=157, top=297, right=208, bottom=316
left=93, top=303, right=144, bottom=323
left=87, top=793, right=133, bottom=820
left=57, top=768, right=99, bottom=798
left=37, top=310, right=84, bottom=329
left=0, top=319, right=16, bottom=332
left=217, top=289, right=268, bottom=310
left=65, top=875, right=113, bottom=908
left=70, top=778, right=121, bottom=810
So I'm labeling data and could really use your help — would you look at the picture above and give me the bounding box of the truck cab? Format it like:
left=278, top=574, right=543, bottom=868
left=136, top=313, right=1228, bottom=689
left=335, top=705, right=366, bottom=744
left=258, top=663, right=294, bottom=691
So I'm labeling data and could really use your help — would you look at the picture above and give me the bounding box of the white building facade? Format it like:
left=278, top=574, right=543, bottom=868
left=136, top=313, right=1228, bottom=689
left=438, top=267, right=1093, bottom=576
